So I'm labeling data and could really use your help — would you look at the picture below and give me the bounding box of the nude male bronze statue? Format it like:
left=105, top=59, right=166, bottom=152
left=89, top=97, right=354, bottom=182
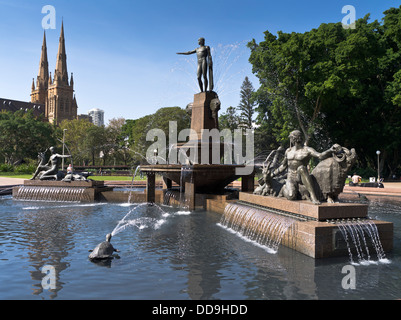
left=177, top=37, right=214, bottom=92
left=272, top=130, right=338, bottom=205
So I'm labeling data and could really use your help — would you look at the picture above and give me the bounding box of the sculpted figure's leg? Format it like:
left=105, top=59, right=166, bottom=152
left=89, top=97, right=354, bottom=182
left=297, top=165, right=321, bottom=205
left=197, top=64, right=203, bottom=92
left=31, top=165, right=49, bottom=180
left=282, top=180, right=297, bottom=201
left=40, top=166, right=58, bottom=180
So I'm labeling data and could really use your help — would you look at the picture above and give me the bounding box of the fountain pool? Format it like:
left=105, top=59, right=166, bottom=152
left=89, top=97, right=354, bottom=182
left=0, top=194, right=400, bottom=300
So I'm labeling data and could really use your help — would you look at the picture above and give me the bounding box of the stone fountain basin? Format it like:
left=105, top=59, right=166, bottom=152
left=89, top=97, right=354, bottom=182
left=12, top=180, right=112, bottom=202
left=140, top=164, right=245, bottom=193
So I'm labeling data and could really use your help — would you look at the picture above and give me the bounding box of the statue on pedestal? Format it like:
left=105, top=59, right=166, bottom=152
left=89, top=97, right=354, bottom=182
left=254, top=130, right=357, bottom=204
left=31, top=146, right=71, bottom=180
left=177, top=37, right=214, bottom=92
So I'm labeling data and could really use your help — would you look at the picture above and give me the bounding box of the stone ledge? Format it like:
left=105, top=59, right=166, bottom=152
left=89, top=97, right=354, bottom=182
left=23, top=179, right=104, bottom=188
left=239, top=192, right=368, bottom=221
left=207, top=198, right=393, bottom=258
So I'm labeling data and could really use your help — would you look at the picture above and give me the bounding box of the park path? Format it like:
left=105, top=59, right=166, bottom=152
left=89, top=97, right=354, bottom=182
left=0, top=177, right=25, bottom=186
left=1, top=176, right=401, bottom=197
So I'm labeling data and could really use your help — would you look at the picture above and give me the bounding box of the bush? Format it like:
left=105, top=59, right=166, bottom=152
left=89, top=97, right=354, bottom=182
left=0, top=163, right=14, bottom=172
left=14, top=164, right=36, bottom=174
left=353, top=167, right=377, bottom=179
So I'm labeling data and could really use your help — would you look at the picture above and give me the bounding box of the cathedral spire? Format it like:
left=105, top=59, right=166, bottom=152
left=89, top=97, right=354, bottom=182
left=37, top=30, right=49, bottom=90
left=54, top=20, right=68, bottom=85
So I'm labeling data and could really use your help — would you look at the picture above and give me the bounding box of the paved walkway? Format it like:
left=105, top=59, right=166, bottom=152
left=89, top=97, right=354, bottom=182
left=343, top=182, right=401, bottom=197
left=0, top=177, right=25, bottom=186
left=1, top=176, right=401, bottom=197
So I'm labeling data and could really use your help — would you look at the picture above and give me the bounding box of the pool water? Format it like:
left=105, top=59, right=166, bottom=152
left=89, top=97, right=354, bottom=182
left=0, top=195, right=400, bottom=300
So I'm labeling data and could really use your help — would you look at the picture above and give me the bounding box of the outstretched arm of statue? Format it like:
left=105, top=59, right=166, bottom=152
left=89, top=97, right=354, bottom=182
left=56, top=153, right=72, bottom=159
left=308, top=145, right=338, bottom=161
left=176, top=49, right=196, bottom=55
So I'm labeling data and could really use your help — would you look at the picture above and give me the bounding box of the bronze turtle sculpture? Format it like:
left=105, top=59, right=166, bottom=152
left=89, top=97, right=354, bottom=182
left=88, top=233, right=119, bottom=260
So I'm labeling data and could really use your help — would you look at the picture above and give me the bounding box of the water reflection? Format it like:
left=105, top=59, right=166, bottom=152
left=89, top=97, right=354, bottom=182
left=0, top=195, right=400, bottom=300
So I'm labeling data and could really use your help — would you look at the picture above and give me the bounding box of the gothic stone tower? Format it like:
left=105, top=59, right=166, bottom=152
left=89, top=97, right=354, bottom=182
left=31, top=22, right=78, bottom=125
left=30, top=31, right=49, bottom=105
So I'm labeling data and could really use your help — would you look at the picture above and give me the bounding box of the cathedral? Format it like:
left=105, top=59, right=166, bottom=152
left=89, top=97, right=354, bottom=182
left=30, top=22, right=78, bottom=125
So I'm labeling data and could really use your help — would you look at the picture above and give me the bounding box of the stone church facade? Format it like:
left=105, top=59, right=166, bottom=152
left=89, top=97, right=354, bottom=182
left=30, top=22, right=78, bottom=125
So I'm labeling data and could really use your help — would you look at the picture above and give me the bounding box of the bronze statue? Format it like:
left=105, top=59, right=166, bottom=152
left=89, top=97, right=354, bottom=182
left=31, top=146, right=71, bottom=180
left=272, top=130, right=336, bottom=204
left=30, top=148, right=49, bottom=180
left=254, top=130, right=352, bottom=205
left=209, top=95, right=221, bottom=129
left=311, top=147, right=357, bottom=203
left=177, top=37, right=214, bottom=92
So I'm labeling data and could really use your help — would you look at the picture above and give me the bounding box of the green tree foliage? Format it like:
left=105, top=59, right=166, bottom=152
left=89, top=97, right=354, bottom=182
left=59, top=119, right=94, bottom=166
left=84, top=125, right=108, bottom=166
left=0, top=110, right=56, bottom=164
left=219, top=106, right=239, bottom=132
left=107, top=118, right=133, bottom=165
left=248, top=6, right=401, bottom=177
left=129, top=107, right=191, bottom=164
left=237, top=76, right=256, bottom=129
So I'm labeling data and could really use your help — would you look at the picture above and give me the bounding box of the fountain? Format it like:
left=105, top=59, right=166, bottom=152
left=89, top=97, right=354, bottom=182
left=139, top=38, right=255, bottom=209
left=9, top=37, right=393, bottom=261
left=12, top=146, right=112, bottom=202
left=127, top=38, right=394, bottom=260
left=206, top=132, right=393, bottom=259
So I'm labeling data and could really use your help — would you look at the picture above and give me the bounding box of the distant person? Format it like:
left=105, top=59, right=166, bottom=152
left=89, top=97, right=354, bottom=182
left=350, top=173, right=362, bottom=186
left=67, top=164, right=73, bottom=174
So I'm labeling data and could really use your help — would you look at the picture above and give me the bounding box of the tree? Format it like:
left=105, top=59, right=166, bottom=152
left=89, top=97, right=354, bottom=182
left=129, top=107, right=191, bottom=164
left=107, top=118, right=133, bottom=165
left=218, top=106, right=239, bottom=132
left=84, top=125, right=107, bottom=166
left=248, top=6, right=401, bottom=177
left=0, top=110, right=56, bottom=164
left=59, top=118, right=94, bottom=166
left=237, top=77, right=256, bottom=129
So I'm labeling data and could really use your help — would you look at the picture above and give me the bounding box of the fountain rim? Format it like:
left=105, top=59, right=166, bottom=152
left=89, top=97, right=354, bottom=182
left=140, top=163, right=246, bottom=173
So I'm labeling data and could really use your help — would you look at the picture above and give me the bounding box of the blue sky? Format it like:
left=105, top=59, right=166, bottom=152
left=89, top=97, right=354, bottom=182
left=0, top=0, right=397, bottom=124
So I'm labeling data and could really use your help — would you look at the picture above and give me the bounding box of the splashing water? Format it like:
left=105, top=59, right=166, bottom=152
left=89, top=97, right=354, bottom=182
left=219, top=202, right=296, bottom=253
left=111, top=203, right=171, bottom=237
left=127, top=165, right=141, bottom=204
left=15, top=186, right=89, bottom=202
left=335, top=218, right=390, bottom=265
left=171, top=40, right=251, bottom=107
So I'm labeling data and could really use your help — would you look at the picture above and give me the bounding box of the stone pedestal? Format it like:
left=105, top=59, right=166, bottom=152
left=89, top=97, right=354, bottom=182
left=146, top=172, right=156, bottom=203
left=206, top=193, right=394, bottom=258
left=190, top=91, right=219, bottom=140
left=239, top=192, right=368, bottom=221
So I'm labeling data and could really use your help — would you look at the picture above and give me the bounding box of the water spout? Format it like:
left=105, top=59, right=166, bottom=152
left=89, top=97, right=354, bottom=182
left=127, top=165, right=141, bottom=204
left=334, top=218, right=389, bottom=265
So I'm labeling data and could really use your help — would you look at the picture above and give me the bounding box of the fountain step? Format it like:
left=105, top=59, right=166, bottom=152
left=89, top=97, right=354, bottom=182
left=13, top=180, right=112, bottom=202
left=208, top=198, right=393, bottom=259
left=23, top=180, right=104, bottom=187
left=239, top=192, right=368, bottom=221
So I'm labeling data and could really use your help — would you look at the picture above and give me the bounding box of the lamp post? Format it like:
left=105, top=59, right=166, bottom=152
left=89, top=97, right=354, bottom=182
left=376, top=150, right=381, bottom=182
left=62, top=129, right=67, bottom=171
left=153, top=149, right=158, bottom=164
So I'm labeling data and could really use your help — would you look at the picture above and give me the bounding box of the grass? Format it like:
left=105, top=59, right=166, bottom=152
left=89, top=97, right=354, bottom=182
left=0, top=173, right=32, bottom=179
left=89, top=175, right=145, bottom=181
